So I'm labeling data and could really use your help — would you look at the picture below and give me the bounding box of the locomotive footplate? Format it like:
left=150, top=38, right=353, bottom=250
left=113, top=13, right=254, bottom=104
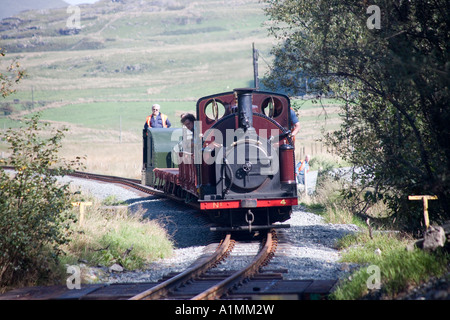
left=209, top=223, right=290, bottom=232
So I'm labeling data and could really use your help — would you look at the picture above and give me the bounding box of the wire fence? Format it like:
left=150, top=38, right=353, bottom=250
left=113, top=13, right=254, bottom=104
left=295, top=141, right=337, bottom=161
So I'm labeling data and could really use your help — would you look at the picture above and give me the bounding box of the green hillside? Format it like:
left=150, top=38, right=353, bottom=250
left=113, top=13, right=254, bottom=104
left=0, top=0, right=278, bottom=177
left=1, top=0, right=273, bottom=124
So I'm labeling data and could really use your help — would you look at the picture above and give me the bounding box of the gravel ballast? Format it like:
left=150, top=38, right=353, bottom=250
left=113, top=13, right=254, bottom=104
left=267, top=209, right=359, bottom=280
left=61, top=176, right=359, bottom=284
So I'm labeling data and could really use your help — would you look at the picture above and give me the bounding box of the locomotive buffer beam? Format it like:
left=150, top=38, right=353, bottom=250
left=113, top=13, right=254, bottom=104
left=210, top=224, right=290, bottom=232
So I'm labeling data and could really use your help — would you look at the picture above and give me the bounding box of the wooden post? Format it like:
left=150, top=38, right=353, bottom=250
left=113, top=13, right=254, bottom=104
left=304, top=170, right=308, bottom=198
left=252, top=43, right=259, bottom=90
left=408, top=195, right=438, bottom=229
left=71, top=201, right=93, bottom=226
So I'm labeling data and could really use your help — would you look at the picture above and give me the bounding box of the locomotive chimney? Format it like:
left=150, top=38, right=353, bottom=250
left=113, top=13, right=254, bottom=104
left=235, top=88, right=254, bottom=131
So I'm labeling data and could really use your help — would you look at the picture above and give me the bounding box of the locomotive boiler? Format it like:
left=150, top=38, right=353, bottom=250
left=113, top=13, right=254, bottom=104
left=142, top=88, right=298, bottom=231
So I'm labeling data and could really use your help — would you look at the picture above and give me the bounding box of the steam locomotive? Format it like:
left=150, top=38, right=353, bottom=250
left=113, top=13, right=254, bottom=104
left=142, top=88, right=297, bottom=231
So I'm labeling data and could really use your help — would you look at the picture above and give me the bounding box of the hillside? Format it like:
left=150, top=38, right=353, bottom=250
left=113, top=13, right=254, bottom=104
left=0, top=0, right=341, bottom=178
left=3, top=1, right=273, bottom=95
left=0, top=0, right=283, bottom=177
left=1, top=0, right=274, bottom=119
left=0, top=0, right=69, bottom=20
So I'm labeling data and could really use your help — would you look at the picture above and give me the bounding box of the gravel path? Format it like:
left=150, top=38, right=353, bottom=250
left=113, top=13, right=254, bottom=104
left=61, top=176, right=359, bottom=284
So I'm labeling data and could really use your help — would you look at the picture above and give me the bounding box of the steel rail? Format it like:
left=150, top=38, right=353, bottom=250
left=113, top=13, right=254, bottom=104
left=68, top=171, right=151, bottom=193
left=69, top=170, right=141, bottom=184
left=129, top=233, right=233, bottom=300
left=68, top=170, right=201, bottom=210
left=191, top=230, right=276, bottom=300
left=1, top=167, right=142, bottom=186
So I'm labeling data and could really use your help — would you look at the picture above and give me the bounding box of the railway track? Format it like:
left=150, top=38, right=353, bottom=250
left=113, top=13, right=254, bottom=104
left=130, top=233, right=236, bottom=300
left=65, top=171, right=336, bottom=300
left=0, top=169, right=337, bottom=300
left=68, top=170, right=156, bottom=195
left=3, top=166, right=168, bottom=200
left=68, top=170, right=201, bottom=210
left=130, top=231, right=276, bottom=300
left=1, top=230, right=336, bottom=300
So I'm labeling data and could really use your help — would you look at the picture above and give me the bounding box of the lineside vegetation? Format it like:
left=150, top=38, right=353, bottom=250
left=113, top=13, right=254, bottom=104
left=0, top=114, right=80, bottom=289
left=0, top=114, right=173, bottom=292
left=300, top=157, right=449, bottom=300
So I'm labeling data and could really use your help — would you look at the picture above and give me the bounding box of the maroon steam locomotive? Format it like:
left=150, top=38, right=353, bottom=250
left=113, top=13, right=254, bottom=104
left=142, top=88, right=297, bottom=231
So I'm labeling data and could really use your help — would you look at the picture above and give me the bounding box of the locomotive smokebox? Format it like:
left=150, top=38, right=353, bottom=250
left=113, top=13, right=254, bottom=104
left=235, top=88, right=255, bottom=131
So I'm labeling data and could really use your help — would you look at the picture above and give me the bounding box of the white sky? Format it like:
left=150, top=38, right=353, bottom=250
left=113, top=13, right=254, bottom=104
left=64, top=0, right=100, bottom=5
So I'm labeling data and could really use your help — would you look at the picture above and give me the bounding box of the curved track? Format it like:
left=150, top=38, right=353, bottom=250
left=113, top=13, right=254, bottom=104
left=70, top=171, right=282, bottom=300
left=128, top=231, right=278, bottom=300
left=68, top=170, right=201, bottom=210
left=191, top=231, right=276, bottom=300
left=0, top=168, right=337, bottom=300
left=130, top=233, right=234, bottom=300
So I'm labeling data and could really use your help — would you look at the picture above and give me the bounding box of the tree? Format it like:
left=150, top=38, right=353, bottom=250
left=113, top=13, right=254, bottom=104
left=263, top=0, right=449, bottom=229
left=1, top=48, right=25, bottom=98
left=0, top=103, right=13, bottom=115
left=0, top=114, right=83, bottom=287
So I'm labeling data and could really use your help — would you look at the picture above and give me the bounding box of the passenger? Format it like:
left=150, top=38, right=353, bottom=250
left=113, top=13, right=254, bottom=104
left=296, top=154, right=310, bottom=184
left=144, top=103, right=171, bottom=129
left=180, top=113, right=196, bottom=132
left=180, top=113, right=196, bottom=153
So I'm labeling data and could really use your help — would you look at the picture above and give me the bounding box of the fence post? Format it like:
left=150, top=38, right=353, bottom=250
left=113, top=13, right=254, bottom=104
left=304, top=170, right=308, bottom=197
left=71, top=201, right=93, bottom=226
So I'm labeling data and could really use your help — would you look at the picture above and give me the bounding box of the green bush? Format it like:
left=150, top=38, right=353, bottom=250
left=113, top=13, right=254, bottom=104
left=0, top=114, right=82, bottom=288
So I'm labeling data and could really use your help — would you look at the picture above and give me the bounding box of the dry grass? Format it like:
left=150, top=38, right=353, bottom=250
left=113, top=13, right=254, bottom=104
left=63, top=193, right=174, bottom=272
left=61, top=141, right=142, bottom=178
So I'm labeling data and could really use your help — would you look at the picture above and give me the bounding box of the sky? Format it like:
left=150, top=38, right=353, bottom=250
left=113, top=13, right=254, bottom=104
left=65, top=0, right=99, bottom=5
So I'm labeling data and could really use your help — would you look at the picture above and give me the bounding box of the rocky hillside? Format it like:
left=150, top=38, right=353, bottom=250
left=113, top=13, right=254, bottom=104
left=0, top=0, right=68, bottom=20
left=1, top=0, right=272, bottom=103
